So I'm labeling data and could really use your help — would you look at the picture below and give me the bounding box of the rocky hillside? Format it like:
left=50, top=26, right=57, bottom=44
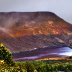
left=0, top=12, right=72, bottom=52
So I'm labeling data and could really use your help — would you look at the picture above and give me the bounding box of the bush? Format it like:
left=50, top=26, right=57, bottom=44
left=0, top=43, right=15, bottom=66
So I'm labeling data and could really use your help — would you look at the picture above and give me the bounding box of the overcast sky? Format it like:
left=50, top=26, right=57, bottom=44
left=0, top=0, right=72, bottom=24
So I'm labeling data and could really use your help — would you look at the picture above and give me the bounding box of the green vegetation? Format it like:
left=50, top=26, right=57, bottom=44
left=0, top=43, right=14, bottom=66
left=0, top=60, right=72, bottom=72
left=0, top=43, right=72, bottom=72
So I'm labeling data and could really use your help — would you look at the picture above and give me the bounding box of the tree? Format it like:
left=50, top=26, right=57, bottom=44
left=0, top=43, right=15, bottom=66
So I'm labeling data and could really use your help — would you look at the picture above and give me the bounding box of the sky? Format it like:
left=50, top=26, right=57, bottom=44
left=0, top=0, right=72, bottom=24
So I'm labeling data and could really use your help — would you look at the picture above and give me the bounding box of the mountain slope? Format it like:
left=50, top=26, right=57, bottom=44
left=0, top=12, right=72, bottom=52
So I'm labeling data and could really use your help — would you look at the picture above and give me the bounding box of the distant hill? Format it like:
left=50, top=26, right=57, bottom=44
left=0, top=12, right=72, bottom=52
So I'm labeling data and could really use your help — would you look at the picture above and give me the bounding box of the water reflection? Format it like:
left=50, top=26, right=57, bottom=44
left=59, top=47, right=72, bottom=56
left=14, top=47, right=72, bottom=61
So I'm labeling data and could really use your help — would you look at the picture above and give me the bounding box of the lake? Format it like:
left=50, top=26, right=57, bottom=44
left=14, top=47, right=72, bottom=61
